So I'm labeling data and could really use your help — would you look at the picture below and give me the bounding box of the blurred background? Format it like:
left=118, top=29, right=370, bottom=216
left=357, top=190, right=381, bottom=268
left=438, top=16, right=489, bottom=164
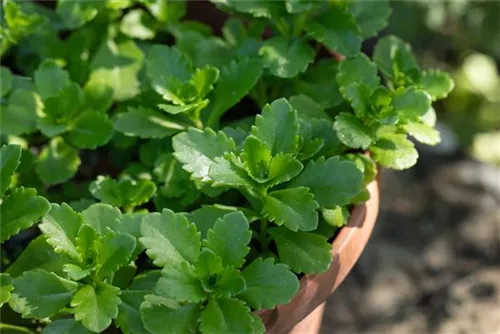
left=321, top=1, right=500, bottom=333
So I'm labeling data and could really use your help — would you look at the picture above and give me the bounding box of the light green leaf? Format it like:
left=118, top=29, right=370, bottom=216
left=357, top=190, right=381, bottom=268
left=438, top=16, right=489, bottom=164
left=200, top=298, right=254, bottom=334
left=39, top=203, right=84, bottom=262
left=158, top=100, right=208, bottom=115
left=285, top=0, right=321, bottom=13
left=227, top=0, right=285, bottom=18
left=62, top=264, right=91, bottom=281
left=140, top=298, right=200, bottom=334
left=209, top=58, right=263, bottom=126
left=0, top=187, right=50, bottom=243
left=90, top=38, right=144, bottom=101
left=42, top=319, right=90, bottom=334
left=115, top=106, right=186, bottom=139
left=214, top=267, right=246, bottom=298
left=203, top=211, right=252, bottom=268
left=36, top=137, right=81, bottom=185
left=269, top=227, right=332, bottom=274
left=89, top=176, right=156, bottom=208
left=195, top=248, right=223, bottom=279
left=1, top=66, right=13, bottom=96
left=140, top=209, right=201, bottom=267
left=322, top=206, right=350, bottom=228
left=418, top=70, right=455, bottom=100
left=259, top=36, right=314, bottom=78
left=146, top=45, right=192, bottom=104
left=173, top=127, right=236, bottom=182
left=96, top=230, right=136, bottom=279
left=9, top=270, right=78, bottom=318
left=348, top=0, right=391, bottom=38
left=155, top=262, right=206, bottom=303
left=241, top=135, right=271, bottom=182
left=34, top=65, right=70, bottom=100
left=252, top=98, right=298, bottom=155
left=66, top=112, right=114, bottom=149
left=1, top=89, right=41, bottom=136
left=333, top=113, right=374, bottom=149
left=392, top=87, right=431, bottom=121
left=75, top=224, right=99, bottom=264
left=263, top=187, right=319, bottom=232
left=373, top=35, right=419, bottom=81
left=81, top=203, right=121, bottom=234
left=0, top=144, right=21, bottom=195
left=2, top=0, right=46, bottom=43
left=142, top=0, right=186, bottom=23
left=403, top=122, right=441, bottom=146
left=289, top=94, right=331, bottom=121
left=209, top=155, right=256, bottom=189
left=191, top=65, right=219, bottom=99
left=71, top=283, right=121, bottom=333
left=305, top=4, right=361, bottom=57
left=290, top=157, right=363, bottom=208
left=43, top=82, right=84, bottom=123
left=238, top=257, right=299, bottom=310
left=83, top=79, right=113, bottom=113
left=371, top=131, right=418, bottom=170
left=0, top=273, right=13, bottom=306
left=267, top=154, right=304, bottom=187
left=56, top=0, right=99, bottom=29
left=120, top=9, right=156, bottom=40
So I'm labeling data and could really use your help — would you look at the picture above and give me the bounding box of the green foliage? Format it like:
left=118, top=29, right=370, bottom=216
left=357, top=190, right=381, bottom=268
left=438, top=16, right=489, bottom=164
left=0, top=1, right=454, bottom=332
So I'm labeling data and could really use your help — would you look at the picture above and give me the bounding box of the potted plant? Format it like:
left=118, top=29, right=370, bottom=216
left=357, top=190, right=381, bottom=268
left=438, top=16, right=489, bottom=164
left=0, top=0, right=454, bottom=333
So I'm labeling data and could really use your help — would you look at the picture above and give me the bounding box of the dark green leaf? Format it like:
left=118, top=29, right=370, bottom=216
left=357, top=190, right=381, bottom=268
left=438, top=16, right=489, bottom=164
left=66, top=112, right=114, bottom=149
left=56, top=0, right=99, bottom=29
left=1, top=89, right=41, bottom=136
left=95, top=230, right=136, bottom=279
left=296, top=60, right=343, bottom=108
left=155, top=262, right=206, bottom=303
left=200, top=298, right=254, bottom=334
left=333, top=113, right=374, bottom=149
left=348, top=0, right=391, bottom=38
left=260, top=37, right=314, bottom=78
left=1, top=66, right=12, bottom=97
left=35, top=137, right=81, bottom=185
left=0, top=144, right=22, bottom=195
left=34, top=65, right=70, bottom=100
left=115, top=290, right=149, bottom=334
left=89, top=176, right=156, bottom=208
left=42, top=319, right=90, bottom=334
left=81, top=203, right=121, bottom=234
left=140, top=297, right=200, bottom=334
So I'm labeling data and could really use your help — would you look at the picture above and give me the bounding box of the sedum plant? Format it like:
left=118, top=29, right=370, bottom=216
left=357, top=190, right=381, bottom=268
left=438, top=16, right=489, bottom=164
left=0, top=0, right=454, bottom=333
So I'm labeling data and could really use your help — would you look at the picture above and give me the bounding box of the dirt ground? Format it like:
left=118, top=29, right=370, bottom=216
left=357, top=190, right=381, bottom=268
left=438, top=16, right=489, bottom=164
left=320, top=130, right=500, bottom=334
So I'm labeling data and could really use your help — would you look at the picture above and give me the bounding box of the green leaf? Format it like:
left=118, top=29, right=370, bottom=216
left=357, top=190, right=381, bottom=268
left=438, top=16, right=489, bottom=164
left=1, top=66, right=13, bottom=96
left=0, top=273, right=13, bottom=306
left=173, top=128, right=236, bottom=182
left=259, top=36, right=314, bottom=78
left=238, top=257, right=299, bottom=310
left=342, top=153, right=378, bottom=185
left=263, top=187, right=319, bottom=232
left=42, top=319, right=90, bottom=334
left=333, top=113, right=374, bottom=149
left=285, top=0, right=321, bottom=13
left=96, top=230, right=136, bottom=279
left=0, top=187, right=50, bottom=243
left=9, top=270, right=78, bottom=318
left=241, top=136, right=271, bottom=182
left=71, top=283, right=121, bottom=333
left=116, top=290, right=149, bottom=334
left=140, top=209, right=201, bottom=267
left=43, top=82, right=84, bottom=123
left=153, top=153, right=191, bottom=199
left=418, top=70, right=455, bottom=100
left=120, top=9, right=156, bottom=40
left=214, top=267, right=246, bottom=298
left=227, top=0, right=285, bottom=18
left=251, top=98, right=298, bottom=155
left=66, top=112, right=114, bottom=149
left=36, top=137, right=81, bottom=185
left=56, top=0, right=98, bottom=29
left=34, top=65, right=70, bottom=100
left=140, top=298, right=200, bottom=334
left=0, top=144, right=21, bottom=195
left=155, top=262, right=206, bottom=303
left=81, top=203, right=121, bottom=234
left=371, top=131, right=418, bottom=170
left=115, top=106, right=186, bottom=139
left=90, top=38, right=144, bottom=101
left=39, top=203, right=84, bottom=262
left=82, top=80, right=113, bottom=113
left=158, top=100, right=209, bottom=115
left=62, top=264, right=91, bottom=281
left=195, top=248, right=223, bottom=278
left=392, top=87, right=431, bottom=121
left=190, top=66, right=219, bottom=99
left=75, top=224, right=99, bottom=265
left=1, top=89, right=41, bottom=136
left=142, top=0, right=186, bottom=23
left=2, top=0, right=46, bottom=43
left=373, top=35, right=419, bottom=82
left=289, top=94, right=331, bottom=121
left=89, top=176, right=156, bottom=208
left=266, top=154, right=304, bottom=187
left=203, top=212, right=252, bottom=268
left=146, top=45, right=192, bottom=104
left=403, top=122, right=441, bottom=146
left=348, top=0, right=391, bottom=38
left=322, top=206, right=350, bottom=228
left=209, top=155, right=256, bottom=189
left=38, top=117, right=67, bottom=137
left=304, top=4, right=361, bottom=57
left=269, top=227, right=332, bottom=274
left=296, top=60, right=343, bottom=108
left=290, top=157, right=363, bottom=208
left=194, top=37, right=235, bottom=69
left=209, top=58, right=263, bottom=126
left=200, top=298, right=254, bottom=334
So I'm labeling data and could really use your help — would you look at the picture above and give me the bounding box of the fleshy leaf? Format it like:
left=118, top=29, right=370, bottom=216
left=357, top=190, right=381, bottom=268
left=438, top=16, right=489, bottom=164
left=0, top=273, right=13, bottom=306
left=9, top=270, right=78, bottom=318
left=269, top=227, right=332, bottom=274
left=241, top=136, right=271, bottom=182
left=56, top=0, right=99, bottom=29
left=71, top=283, right=121, bottom=333
left=296, top=60, right=343, bottom=108
left=66, top=112, right=114, bottom=149
left=403, top=122, right=441, bottom=146
left=214, top=267, right=246, bottom=298
left=418, top=70, right=455, bottom=100
left=209, top=155, right=257, bottom=189
left=392, top=87, right=431, bottom=121
left=34, top=65, right=70, bottom=100
left=140, top=209, right=201, bottom=267
left=203, top=212, right=252, bottom=268
left=115, top=290, right=149, bottom=334
left=42, top=319, right=90, bottom=334
left=290, top=157, right=363, bottom=208
left=43, top=82, right=84, bottom=123
left=238, top=257, right=299, bottom=310
left=155, top=262, right=206, bottom=303
left=200, top=298, right=254, bottom=334
left=35, top=137, right=81, bottom=185
left=262, top=187, right=319, bottom=232
left=0, top=89, right=41, bottom=136
left=140, top=297, right=200, bottom=334
left=251, top=98, right=298, bottom=155
left=333, top=113, right=374, bottom=149
left=89, top=176, right=156, bottom=208
left=173, top=128, right=236, bottom=182
left=0, top=187, right=50, bottom=243
left=0, top=144, right=22, bottom=195
left=81, top=203, right=121, bottom=235
left=266, top=154, right=304, bottom=187
left=373, top=35, right=419, bottom=82
left=348, top=0, right=391, bottom=38
left=371, top=131, right=418, bottom=170
left=0, top=66, right=12, bottom=97
left=95, top=230, right=136, bottom=279
left=120, top=8, right=156, bottom=40
left=259, top=36, right=314, bottom=78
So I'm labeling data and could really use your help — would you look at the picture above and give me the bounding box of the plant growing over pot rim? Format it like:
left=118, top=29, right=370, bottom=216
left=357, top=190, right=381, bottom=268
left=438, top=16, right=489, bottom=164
left=0, top=0, right=454, bottom=333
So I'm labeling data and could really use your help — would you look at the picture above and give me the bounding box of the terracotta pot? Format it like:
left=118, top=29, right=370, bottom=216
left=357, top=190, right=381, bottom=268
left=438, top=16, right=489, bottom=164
left=258, top=177, right=380, bottom=333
